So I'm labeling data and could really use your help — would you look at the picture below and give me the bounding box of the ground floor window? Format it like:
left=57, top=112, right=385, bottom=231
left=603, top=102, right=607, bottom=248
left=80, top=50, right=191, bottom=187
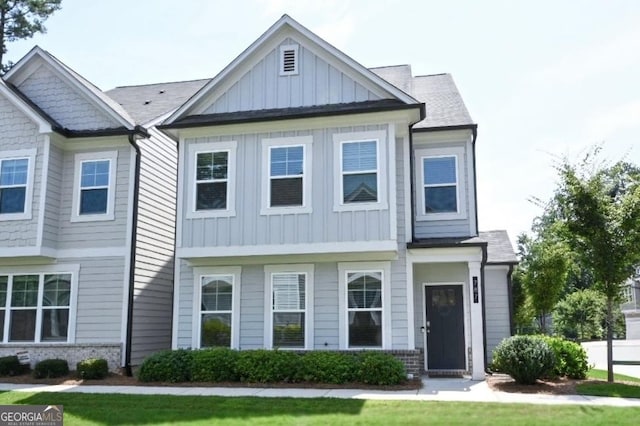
left=200, top=275, right=233, bottom=347
left=0, top=273, right=72, bottom=343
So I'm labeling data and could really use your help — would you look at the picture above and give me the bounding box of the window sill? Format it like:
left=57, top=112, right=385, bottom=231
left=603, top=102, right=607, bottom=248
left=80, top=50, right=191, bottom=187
left=70, top=213, right=115, bottom=223
left=0, top=212, right=32, bottom=221
left=186, top=209, right=236, bottom=219
left=417, top=212, right=466, bottom=221
left=260, top=206, right=312, bottom=216
left=333, top=202, right=388, bottom=213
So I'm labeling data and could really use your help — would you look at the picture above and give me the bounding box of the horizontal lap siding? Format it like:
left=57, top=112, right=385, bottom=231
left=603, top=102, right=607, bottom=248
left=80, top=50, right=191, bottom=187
left=42, top=143, right=62, bottom=249
left=176, top=261, right=194, bottom=348
left=484, top=268, right=511, bottom=362
left=130, top=130, right=177, bottom=364
left=391, top=136, right=408, bottom=348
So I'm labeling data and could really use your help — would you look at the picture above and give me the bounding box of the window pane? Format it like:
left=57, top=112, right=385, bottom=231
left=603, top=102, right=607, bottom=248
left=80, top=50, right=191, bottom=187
left=201, top=276, right=233, bottom=312
left=270, top=178, right=302, bottom=206
left=273, top=274, right=305, bottom=310
left=80, top=188, right=108, bottom=214
left=270, top=147, right=303, bottom=177
left=348, top=273, right=382, bottom=309
left=342, top=141, right=376, bottom=172
left=41, top=309, right=69, bottom=341
left=349, top=311, right=382, bottom=347
left=425, top=186, right=457, bottom=213
left=273, top=312, right=304, bottom=348
left=343, top=173, right=377, bottom=203
left=9, top=309, right=36, bottom=341
left=0, top=276, right=7, bottom=306
left=0, top=187, right=26, bottom=213
left=11, top=275, right=39, bottom=307
left=197, top=152, right=228, bottom=181
left=201, top=313, right=231, bottom=347
left=424, top=157, right=456, bottom=185
left=196, top=182, right=227, bottom=210
left=1, top=159, right=28, bottom=186
left=43, top=274, right=71, bottom=307
left=81, top=160, right=110, bottom=187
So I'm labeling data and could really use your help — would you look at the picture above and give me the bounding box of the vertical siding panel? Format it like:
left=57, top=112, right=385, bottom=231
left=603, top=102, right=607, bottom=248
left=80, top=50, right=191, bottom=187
left=239, top=265, right=265, bottom=349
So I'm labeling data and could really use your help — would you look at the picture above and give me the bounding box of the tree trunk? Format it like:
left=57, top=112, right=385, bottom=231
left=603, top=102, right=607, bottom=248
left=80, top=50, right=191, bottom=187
left=606, top=296, right=614, bottom=383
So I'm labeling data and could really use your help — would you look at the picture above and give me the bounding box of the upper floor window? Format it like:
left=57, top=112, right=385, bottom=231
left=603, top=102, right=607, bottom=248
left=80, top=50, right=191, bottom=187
left=0, top=149, right=35, bottom=221
left=71, top=151, right=117, bottom=222
left=187, top=141, right=237, bottom=218
left=261, top=136, right=312, bottom=215
left=423, top=156, right=458, bottom=213
left=416, top=146, right=466, bottom=221
left=333, top=130, right=388, bottom=212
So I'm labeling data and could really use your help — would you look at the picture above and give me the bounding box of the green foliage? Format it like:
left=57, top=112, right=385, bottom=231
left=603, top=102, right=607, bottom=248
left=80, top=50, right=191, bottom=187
left=553, top=289, right=606, bottom=340
left=201, top=318, right=231, bottom=347
left=540, top=336, right=589, bottom=379
left=356, top=352, right=406, bottom=385
left=492, top=335, right=555, bottom=385
left=236, top=349, right=302, bottom=383
left=191, top=348, right=239, bottom=382
left=0, top=0, right=62, bottom=71
left=76, top=358, right=108, bottom=380
left=33, top=358, right=69, bottom=379
left=138, top=349, right=193, bottom=383
left=299, top=351, right=358, bottom=384
left=0, top=355, right=28, bottom=376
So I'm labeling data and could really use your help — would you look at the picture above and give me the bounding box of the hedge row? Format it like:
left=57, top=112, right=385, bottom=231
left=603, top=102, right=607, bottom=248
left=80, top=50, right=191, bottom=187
left=492, top=335, right=589, bottom=384
left=0, top=356, right=110, bottom=380
left=138, top=348, right=407, bottom=386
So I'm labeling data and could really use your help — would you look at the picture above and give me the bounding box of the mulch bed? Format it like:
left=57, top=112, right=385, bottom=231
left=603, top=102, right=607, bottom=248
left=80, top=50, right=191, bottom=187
left=485, top=373, right=579, bottom=395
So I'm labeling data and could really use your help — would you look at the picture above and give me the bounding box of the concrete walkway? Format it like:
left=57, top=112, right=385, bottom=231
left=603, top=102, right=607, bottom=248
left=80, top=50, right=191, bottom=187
left=0, top=377, right=639, bottom=407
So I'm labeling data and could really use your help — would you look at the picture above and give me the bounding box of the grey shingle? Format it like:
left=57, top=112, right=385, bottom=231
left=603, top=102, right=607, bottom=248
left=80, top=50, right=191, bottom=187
left=479, top=230, right=518, bottom=264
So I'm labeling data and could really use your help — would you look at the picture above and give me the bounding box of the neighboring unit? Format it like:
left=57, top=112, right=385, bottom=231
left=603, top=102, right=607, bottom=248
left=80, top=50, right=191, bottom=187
left=621, top=267, right=640, bottom=339
left=162, top=15, right=517, bottom=379
left=0, top=48, right=204, bottom=372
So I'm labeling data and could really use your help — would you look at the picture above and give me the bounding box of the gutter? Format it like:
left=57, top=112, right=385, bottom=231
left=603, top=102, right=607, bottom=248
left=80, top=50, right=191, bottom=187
left=506, top=264, right=515, bottom=336
left=480, top=244, right=490, bottom=374
left=124, top=125, right=150, bottom=377
left=470, top=126, right=479, bottom=236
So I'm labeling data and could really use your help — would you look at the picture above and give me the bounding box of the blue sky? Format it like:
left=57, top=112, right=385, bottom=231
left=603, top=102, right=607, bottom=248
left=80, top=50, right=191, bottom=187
left=6, top=0, right=639, bottom=245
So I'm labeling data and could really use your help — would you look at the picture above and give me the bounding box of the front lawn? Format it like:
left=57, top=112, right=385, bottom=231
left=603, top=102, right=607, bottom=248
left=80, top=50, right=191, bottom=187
left=576, top=369, right=640, bottom=399
left=0, top=392, right=639, bottom=425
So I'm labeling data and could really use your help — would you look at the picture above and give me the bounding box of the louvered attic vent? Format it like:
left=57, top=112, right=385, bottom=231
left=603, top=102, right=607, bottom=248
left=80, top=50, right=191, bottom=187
left=280, top=44, right=299, bottom=76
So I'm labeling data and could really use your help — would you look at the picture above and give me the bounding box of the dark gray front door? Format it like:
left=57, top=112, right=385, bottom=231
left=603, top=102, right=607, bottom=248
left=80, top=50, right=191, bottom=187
left=425, top=285, right=465, bottom=370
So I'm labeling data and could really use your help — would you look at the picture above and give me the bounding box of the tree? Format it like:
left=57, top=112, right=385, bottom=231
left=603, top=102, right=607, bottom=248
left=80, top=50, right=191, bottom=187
left=0, top=0, right=62, bottom=72
left=556, top=151, right=640, bottom=382
left=553, top=289, right=605, bottom=341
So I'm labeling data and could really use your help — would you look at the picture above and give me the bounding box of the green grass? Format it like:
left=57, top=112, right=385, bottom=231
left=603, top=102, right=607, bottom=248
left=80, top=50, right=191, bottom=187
left=576, top=369, right=640, bottom=399
left=0, top=392, right=639, bottom=425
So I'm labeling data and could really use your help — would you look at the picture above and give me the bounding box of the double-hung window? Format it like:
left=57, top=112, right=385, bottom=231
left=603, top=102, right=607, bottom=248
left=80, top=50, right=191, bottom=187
left=200, top=275, right=233, bottom=347
left=261, top=136, right=312, bottom=214
left=416, top=147, right=466, bottom=221
left=264, top=265, right=313, bottom=349
left=0, top=273, right=72, bottom=343
left=0, top=149, right=35, bottom=220
left=196, top=151, right=229, bottom=210
left=71, top=151, right=117, bottom=222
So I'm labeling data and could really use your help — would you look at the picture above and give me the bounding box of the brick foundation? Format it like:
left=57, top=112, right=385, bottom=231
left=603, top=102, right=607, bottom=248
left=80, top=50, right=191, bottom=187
left=0, top=344, right=122, bottom=372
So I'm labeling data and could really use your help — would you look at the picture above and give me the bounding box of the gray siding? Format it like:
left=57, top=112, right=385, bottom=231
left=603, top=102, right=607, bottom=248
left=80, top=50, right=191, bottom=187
left=202, top=37, right=382, bottom=114
left=70, top=256, right=126, bottom=343
left=57, top=144, right=131, bottom=250
left=0, top=94, right=42, bottom=247
left=238, top=265, right=266, bottom=349
left=129, top=130, right=178, bottom=364
left=484, top=268, right=512, bottom=362
left=17, top=65, right=121, bottom=130
left=181, top=124, right=391, bottom=248
left=176, top=260, right=195, bottom=348
left=42, top=142, right=63, bottom=250
left=313, top=263, right=339, bottom=348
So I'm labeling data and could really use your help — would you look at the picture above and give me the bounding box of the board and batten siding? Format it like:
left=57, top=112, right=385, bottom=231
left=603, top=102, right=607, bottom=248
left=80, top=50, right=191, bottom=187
left=69, top=256, right=126, bottom=343
left=129, top=130, right=178, bottom=364
left=412, top=131, right=475, bottom=239
left=16, top=65, right=121, bottom=131
left=201, top=37, right=382, bottom=115
left=56, top=143, right=131, bottom=250
left=484, top=266, right=512, bottom=362
left=180, top=125, right=391, bottom=249
left=0, top=94, right=43, bottom=247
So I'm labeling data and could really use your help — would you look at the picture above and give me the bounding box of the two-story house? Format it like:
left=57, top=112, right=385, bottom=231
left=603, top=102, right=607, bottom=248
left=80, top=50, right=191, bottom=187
left=621, top=267, right=640, bottom=339
left=161, top=15, right=516, bottom=379
left=0, top=47, right=193, bottom=372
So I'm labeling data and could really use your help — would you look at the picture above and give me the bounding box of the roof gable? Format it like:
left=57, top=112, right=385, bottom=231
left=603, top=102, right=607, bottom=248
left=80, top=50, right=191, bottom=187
left=165, top=15, right=419, bottom=125
left=4, top=47, right=135, bottom=131
left=0, top=78, right=53, bottom=133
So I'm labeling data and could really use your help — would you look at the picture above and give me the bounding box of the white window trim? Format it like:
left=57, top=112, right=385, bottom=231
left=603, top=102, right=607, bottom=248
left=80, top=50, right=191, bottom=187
left=416, top=146, right=466, bottom=221
left=338, top=261, right=391, bottom=350
left=279, top=44, right=299, bottom=76
left=187, top=141, right=237, bottom=219
left=0, top=149, right=36, bottom=221
left=192, top=266, right=241, bottom=349
left=263, top=264, right=314, bottom=350
left=260, top=136, right=312, bottom=215
left=71, top=151, right=118, bottom=222
left=333, top=130, right=388, bottom=212
left=0, top=264, right=79, bottom=345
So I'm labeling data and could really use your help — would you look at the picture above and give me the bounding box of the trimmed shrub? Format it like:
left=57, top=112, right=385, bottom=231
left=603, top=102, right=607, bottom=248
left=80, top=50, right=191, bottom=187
left=492, top=335, right=554, bottom=385
left=356, top=352, right=406, bottom=386
left=76, top=358, right=109, bottom=380
left=0, top=356, right=27, bottom=377
left=191, top=348, right=239, bottom=382
left=299, top=351, right=358, bottom=384
left=138, top=349, right=193, bottom=383
left=542, top=336, right=589, bottom=379
left=236, top=349, right=301, bottom=383
left=33, top=359, right=69, bottom=379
